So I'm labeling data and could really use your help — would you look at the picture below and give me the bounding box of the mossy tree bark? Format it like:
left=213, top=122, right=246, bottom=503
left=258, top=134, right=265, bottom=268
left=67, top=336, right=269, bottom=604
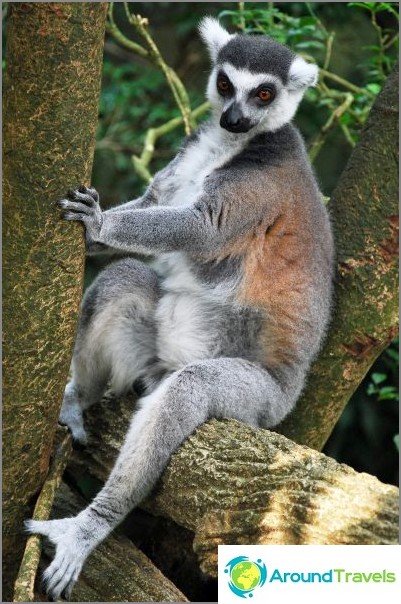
left=278, top=64, right=399, bottom=449
left=2, top=3, right=106, bottom=595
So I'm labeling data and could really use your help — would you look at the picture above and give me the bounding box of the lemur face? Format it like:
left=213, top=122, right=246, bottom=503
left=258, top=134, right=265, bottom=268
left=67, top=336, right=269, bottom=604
left=200, top=17, right=318, bottom=133
left=213, top=63, right=281, bottom=133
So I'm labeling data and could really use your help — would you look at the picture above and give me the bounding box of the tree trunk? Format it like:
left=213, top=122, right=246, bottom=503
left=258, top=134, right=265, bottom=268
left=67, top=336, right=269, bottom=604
left=70, top=398, right=399, bottom=578
left=2, top=3, right=106, bottom=594
left=277, top=64, right=399, bottom=450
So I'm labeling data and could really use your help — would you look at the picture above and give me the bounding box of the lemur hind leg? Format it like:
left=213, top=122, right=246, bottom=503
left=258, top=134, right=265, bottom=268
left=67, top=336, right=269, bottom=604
left=59, top=258, right=160, bottom=444
left=27, top=357, right=301, bottom=600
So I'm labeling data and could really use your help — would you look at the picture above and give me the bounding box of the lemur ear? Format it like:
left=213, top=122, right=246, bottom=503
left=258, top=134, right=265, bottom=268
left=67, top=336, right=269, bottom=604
left=199, top=17, right=234, bottom=62
left=288, top=56, right=319, bottom=90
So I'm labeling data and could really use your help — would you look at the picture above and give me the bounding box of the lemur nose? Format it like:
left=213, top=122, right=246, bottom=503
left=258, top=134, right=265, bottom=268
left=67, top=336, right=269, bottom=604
left=220, top=103, right=252, bottom=133
left=230, top=110, right=242, bottom=125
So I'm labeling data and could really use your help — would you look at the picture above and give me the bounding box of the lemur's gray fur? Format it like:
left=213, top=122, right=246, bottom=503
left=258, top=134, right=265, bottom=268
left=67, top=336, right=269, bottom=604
left=27, top=18, right=334, bottom=600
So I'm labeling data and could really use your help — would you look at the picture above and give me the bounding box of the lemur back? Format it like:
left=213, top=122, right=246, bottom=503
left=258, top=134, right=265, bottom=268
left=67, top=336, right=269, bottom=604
left=27, top=18, right=334, bottom=601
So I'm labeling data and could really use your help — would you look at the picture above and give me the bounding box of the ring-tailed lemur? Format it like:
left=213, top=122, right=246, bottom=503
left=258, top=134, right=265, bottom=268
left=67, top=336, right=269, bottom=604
left=26, top=18, right=334, bottom=600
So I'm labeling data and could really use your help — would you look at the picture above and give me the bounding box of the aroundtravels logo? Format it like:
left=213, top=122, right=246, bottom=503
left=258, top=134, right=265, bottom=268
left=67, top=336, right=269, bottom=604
left=223, top=555, right=396, bottom=599
left=219, top=546, right=399, bottom=602
left=224, top=556, right=267, bottom=598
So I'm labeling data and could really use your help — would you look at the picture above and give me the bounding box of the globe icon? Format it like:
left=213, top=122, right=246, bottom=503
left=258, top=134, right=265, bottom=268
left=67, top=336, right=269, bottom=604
left=231, top=561, right=261, bottom=592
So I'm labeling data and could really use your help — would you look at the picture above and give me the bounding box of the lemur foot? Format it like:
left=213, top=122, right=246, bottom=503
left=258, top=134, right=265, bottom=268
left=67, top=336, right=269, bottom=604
left=58, top=383, right=88, bottom=446
left=25, top=517, right=86, bottom=601
left=57, top=186, right=103, bottom=250
left=59, top=400, right=88, bottom=446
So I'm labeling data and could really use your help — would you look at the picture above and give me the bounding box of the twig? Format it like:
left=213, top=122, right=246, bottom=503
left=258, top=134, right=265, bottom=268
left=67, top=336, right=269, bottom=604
left=13, top=429, right=72, bottom=602
left=238, top=2, right=246, bottom=31
left=383, top=33, right=399, bottom=51
left=324, top=31, right=335, bottom=70
left=300, top=52, right=373, bottom=97
left=306, top=2, right=328, bottom=34
left=340, top=122, right=356, bottom=148
left=133, top=101, right=210, bottom=183
left=122, top=2, right=193, bottom=134
left=106, top=3, right=148, bottom=58
left=319, top=67, right=374, bottom=97
left=370, top=10, right=386, bottom=79
left=309, top=93, right=354, bottom=162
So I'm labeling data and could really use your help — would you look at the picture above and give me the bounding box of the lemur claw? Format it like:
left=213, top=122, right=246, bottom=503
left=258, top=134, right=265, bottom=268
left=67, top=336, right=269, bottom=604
left=57, top=186, right=103, bottom=242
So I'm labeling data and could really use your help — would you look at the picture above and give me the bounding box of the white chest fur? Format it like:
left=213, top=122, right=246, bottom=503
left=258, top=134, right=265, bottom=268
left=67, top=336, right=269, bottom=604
left=153, top=252, right=218, bottom=370
left=153, top=123, right=249, bottom=370
left=162, top=125, right=244, bottom=208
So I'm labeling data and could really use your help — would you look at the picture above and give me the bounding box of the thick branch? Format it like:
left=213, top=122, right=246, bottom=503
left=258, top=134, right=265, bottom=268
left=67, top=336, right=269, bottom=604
left=71, top=399, right=399, bottom=577
left=278, top=64, right=399, bottom=449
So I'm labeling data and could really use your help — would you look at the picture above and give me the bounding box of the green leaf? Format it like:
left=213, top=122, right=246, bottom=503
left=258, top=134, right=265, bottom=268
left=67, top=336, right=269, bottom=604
left=386, top=347, right=399, bottom=362
left=295, top=41, right=326, bottom=50
left=366, top=83, right=382, bottom=94
left=371, top=372, right=387, bottom=385
left=377, top=386, right=399, bottom=401
left=299, top=16, right=318, bottom=27
left=340, top=113, right=352, bottom=125
left=348, top=2, right=375, bottom=12
left=394, top=434, right=400, bottom=451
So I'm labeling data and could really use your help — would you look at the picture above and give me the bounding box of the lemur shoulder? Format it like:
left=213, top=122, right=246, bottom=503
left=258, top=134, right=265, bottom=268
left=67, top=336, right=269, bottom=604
left=27, top=18, right=334, bottom=600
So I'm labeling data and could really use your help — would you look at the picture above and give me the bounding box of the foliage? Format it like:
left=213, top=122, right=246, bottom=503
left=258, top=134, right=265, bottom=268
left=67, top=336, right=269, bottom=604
left=366, top=338, right=399, bottom=459
left=98, top=61, right=178, bottom=171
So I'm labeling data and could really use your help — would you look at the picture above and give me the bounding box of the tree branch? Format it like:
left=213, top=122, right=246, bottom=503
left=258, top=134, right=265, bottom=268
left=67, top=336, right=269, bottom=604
left=309, top=92, right=354, bottom=161
left=105, top=3, right=148, bottom=58
left=319, top=67, right=375, bottom=96
left=70, top=405, right=399, bottom=578
left=106, top=1, right=193, bottom=135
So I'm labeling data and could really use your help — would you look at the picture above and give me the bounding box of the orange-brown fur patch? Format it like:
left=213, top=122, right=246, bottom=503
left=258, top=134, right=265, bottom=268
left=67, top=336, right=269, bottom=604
left=238, top=205, right=313, bottom=368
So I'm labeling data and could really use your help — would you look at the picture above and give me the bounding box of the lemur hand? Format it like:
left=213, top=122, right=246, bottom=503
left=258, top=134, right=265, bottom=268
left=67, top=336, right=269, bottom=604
left=57, top=186, right=104, bottom=251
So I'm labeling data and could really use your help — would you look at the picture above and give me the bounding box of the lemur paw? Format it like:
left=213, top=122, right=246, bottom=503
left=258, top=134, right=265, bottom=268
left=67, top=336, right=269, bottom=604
left=25, top=517, right=86, bottom=601
left=57, top=186, right=103, bottom=246
left=59, top=398, right=88, bottom=446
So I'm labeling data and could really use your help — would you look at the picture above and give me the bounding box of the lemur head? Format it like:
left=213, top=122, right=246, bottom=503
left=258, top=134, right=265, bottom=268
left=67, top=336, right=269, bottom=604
left=199, top=17, right=318, bottom=134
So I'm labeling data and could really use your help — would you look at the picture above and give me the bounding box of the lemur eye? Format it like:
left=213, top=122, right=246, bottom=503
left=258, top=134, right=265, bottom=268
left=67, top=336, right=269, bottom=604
left=257, top=88, right=272, bottom=101
left=217, top=77, right=230, bottom=95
